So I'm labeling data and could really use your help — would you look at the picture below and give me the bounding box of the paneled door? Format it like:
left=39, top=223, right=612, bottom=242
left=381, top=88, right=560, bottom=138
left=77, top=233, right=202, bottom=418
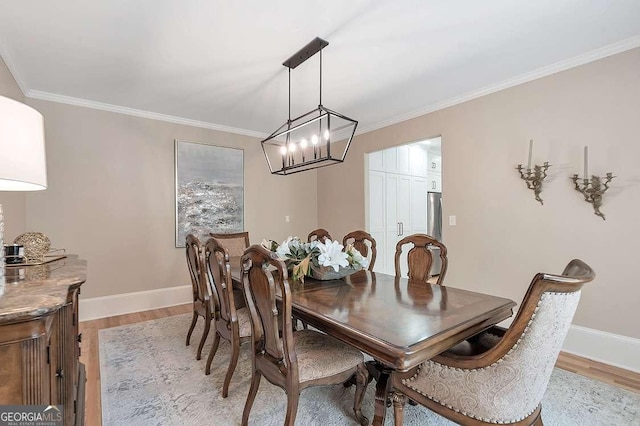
left=368, top=143, right=431, bottom=275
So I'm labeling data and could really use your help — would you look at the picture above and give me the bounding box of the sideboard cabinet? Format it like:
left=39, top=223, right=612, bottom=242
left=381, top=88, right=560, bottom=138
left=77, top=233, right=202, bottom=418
left=0, top=257, right=87, bottom=425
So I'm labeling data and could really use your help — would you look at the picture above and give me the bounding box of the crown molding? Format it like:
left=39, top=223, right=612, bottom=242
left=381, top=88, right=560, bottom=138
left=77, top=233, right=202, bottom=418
left=357, top=34, right=640, bottom=136
left=0, top=35, right=28, bottom=96
left=25, top=90, right=268, bottom=139
left=7, top=34, right=640, bottom=139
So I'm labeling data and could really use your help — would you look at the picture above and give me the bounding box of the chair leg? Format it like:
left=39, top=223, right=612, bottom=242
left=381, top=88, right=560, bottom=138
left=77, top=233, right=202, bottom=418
left=392, top=392, right=407, bottom=426
left=196, top=317, right=211, bottom=360
left=186, top=311, right=198, bottom=346
left=241, top=371, right=262, bottom=426
left=532, top=413, right=543, bottom=425
left=284, top=389, right=300, bottom=426
left=222, top=338, right=240, bottom=398
left=205, top=331, right=221, bottom=375
left=353, top=363, right=370, bottom=426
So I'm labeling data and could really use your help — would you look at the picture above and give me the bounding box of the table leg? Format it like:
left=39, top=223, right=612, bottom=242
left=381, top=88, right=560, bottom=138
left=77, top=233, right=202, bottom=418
left=372, top=367, right=392, bottom=426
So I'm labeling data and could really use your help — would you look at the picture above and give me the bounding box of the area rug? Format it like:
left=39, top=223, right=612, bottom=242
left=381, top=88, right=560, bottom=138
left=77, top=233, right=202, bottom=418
left=100, top=314, right=640, bottom=425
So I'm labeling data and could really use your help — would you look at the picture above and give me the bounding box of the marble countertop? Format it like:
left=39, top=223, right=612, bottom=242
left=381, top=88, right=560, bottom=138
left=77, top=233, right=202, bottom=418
left=0, top=256, right=86, bottom=324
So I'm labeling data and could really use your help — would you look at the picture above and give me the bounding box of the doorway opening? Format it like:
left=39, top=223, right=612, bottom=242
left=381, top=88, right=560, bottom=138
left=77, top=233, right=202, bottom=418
left=365, top=136, right=442, bottom=275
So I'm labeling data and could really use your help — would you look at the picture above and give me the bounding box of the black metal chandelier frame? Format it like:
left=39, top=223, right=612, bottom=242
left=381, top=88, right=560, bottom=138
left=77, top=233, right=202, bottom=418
left=261, top=37, right=358, bottom=175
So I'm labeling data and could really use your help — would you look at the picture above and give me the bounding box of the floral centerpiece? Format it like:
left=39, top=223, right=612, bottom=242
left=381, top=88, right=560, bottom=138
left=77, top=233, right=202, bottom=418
left=261, top=237, right=368, bottom=282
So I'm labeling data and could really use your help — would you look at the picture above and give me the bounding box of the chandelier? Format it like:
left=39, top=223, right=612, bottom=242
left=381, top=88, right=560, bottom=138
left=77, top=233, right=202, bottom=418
left=261, top=37, right=358, bottom=175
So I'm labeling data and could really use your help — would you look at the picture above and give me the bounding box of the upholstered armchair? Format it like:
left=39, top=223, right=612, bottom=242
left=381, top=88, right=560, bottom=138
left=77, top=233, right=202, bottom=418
left=391, top=259, right=595, bottom=426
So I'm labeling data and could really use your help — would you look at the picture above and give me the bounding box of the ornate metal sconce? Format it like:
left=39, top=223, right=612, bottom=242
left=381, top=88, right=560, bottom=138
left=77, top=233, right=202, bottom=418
left=571, top=173, right=615, bottom=220
left=571, top=146, right=614, bottom=220
left=515, top=140, right=550, bottom=205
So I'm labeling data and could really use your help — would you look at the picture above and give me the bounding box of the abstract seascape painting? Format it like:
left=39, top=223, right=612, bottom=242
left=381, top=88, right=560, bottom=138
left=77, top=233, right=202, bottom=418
left=175, top=140, right=244, bottom=247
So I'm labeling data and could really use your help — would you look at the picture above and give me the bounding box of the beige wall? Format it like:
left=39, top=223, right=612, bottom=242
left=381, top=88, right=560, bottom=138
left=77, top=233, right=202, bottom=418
left=23, top=99, right=318, bottom=298
left=318, top=47, right=640, bottom=339
left=0, top=56, right=27, bottom=240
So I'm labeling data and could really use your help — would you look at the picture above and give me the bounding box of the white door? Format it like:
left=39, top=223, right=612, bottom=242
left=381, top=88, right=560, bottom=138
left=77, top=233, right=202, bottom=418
left=368, top=171, right=386, bottom=272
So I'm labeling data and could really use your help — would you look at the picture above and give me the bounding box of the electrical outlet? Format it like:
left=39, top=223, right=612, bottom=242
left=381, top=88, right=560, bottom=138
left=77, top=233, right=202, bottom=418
left=449, top=215, right=456, bottom=226
left=285, top=215, right=290, bottom=223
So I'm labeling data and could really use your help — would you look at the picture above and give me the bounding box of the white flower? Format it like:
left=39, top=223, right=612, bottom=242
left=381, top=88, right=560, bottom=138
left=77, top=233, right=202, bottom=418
left=317, top=240, right=349, bottom=272
left=275, top=237, right=294, bottom=259
left=348, top=246, right=369, bottom=269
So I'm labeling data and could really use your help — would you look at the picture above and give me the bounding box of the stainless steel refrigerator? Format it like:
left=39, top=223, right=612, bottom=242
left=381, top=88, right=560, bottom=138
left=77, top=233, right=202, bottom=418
left=427, top=192, right=443, bottom=276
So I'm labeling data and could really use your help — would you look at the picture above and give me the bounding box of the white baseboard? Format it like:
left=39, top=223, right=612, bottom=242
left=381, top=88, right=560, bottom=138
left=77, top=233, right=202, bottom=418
left=78, top=286, right=640, bottom=373
left=563, top=325, right=640, bottom=373
left=79, top=285, right=192, bottom=322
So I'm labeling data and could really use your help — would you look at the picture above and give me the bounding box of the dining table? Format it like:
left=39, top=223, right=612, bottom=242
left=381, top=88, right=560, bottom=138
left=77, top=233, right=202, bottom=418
left=229, top=258, right=516, bottom=425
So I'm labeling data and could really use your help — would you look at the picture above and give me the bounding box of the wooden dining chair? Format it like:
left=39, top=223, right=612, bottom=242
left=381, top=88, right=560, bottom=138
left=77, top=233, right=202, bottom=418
left=203, top=237, right=252, bottom=397
left=240, top=245, right=369, bottom=426
left=390, top=259, right=595, bottom=426
left=343, top=230, right=377, bottom=271
left=185, top=234, right=213, bottom=361
left=307, top=228, right=332, bottom=243
left=209, top=231, right=250, bottom=257
left=394, top=233, right=448, bottom=284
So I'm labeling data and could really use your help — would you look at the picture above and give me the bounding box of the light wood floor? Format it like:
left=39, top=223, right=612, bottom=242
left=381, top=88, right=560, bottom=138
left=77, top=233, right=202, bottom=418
left=80, top=304, right=640, bottom=426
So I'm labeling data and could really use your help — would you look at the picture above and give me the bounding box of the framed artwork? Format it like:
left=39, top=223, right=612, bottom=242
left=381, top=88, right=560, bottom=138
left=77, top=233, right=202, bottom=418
left=175, top=140, right=244, bottom=247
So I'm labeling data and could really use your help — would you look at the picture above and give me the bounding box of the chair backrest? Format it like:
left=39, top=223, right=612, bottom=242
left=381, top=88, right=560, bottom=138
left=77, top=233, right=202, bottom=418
left=204, top=237, right=236, bottom=323
left=423, top=259, right=595, bottom=424
left=185, top=234, right=208, bottom=304
left=342, top=230, right=377, bottom=271
left=394, top=233, right=447, bottom=284
left=241, top=245, right=297, bottom=379
left=210, top=232, right=250, bottom=257
left=307, top=228, right=332, bottom=243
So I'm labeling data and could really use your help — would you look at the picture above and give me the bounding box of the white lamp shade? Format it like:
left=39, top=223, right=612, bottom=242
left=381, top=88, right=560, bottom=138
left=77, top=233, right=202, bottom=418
left=0, top=96, right=47, bottom=191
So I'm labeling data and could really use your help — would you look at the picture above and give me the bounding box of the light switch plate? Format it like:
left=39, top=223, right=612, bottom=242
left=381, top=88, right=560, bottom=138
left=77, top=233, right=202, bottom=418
left=449, top=215, right=456, bottom=226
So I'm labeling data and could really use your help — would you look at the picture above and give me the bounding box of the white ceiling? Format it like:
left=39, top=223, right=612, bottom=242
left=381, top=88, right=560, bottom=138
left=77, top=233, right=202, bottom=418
left=1, top=1, right=640, bottom=137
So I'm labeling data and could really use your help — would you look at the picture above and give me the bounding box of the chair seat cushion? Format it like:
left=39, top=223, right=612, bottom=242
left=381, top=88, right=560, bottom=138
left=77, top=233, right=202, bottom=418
left=293, top=329, right=363, bottom=383
left=236, top=307, right=252, bottom=338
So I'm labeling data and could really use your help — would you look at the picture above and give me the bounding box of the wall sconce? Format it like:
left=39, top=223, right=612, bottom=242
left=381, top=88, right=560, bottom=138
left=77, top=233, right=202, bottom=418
left=571, top=146, right=615, bottom=220
left=515, top=139, right=550, bottom=205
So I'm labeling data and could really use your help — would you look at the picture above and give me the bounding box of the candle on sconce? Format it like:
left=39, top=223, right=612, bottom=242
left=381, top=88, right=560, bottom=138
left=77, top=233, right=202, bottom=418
left=300, top=139, right=307, bottom=162
left=583, top=146, right=588, bottom=180
left=280, top=146, right=287, bottom=169
left=311, top=134, right=319, bottom=159
left=527, top=139, right=533, bottom=170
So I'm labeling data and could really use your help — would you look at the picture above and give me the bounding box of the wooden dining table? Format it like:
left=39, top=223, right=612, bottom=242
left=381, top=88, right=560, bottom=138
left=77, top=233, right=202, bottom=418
left=229, top=258, right=516, bottom=425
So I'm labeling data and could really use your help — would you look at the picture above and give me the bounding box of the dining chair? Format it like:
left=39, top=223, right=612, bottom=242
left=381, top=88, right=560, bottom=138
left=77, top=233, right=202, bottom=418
left=184, top=234, right=213, bottom=361
left=240, top=245, right=369, bottom=426
left=307, top=228, right=332, bottom=243
left=343, top=230, right=377, bottom=271
left=390, top=259, right=595, bottom=426
left=209, top=231, right=250, bottom=257
left=394, top=233, right=447, bottom=284
left=203, top=237, right=252, bottom=397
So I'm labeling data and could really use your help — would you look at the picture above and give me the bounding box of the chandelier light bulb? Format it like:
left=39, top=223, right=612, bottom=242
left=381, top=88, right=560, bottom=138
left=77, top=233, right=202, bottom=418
left=280, top=146, right=287, bottom=155
left=311, top=135, right=318, bottom=145
left=300, top=139, right=308, bottom=148
left=289, top=144, right=296, bottom=152
left=323, top=130, right=330, bottom=141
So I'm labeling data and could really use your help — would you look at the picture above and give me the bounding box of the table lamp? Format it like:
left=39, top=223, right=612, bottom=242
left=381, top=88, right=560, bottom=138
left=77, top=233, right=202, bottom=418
left=0, top=95, right=47, bottom=278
